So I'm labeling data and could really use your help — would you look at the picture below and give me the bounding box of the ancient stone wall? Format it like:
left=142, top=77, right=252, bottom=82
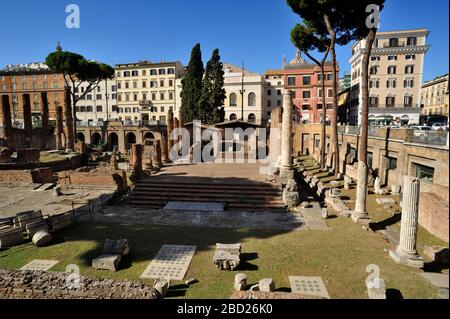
left=0, top=268, right=160, bottom=299
left=419, top=192, right=449, bottom=243
left=57, top=167, right=128, bottom=192
left=0, top=168, right=57, bottom=184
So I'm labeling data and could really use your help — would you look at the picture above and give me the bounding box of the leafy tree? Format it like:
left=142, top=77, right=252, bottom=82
left=180, top=43, right=204, bottom=123
left=291, top=21, right=330, bottom=168
left=45, top=46, right=114, bottom=150
left=199, top=49, right=226, bottom=124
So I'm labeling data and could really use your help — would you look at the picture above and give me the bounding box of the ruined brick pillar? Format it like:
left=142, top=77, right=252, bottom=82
left=64, top=87, right=75, bottom=150
left=152, top=140, right=162, bottom=168
left=131, top=144, right=143, bottom=175
left=110, top=151, right=118, bottom=170
left=161, top=133, right=169, bottom=163
left=56, top=105, right=63, bottom=150
left=1, top=95, right=13, bottom=147
left=22, top=94, right=33, bottom=148
left=179, top=111, right=184, bottom=129
left=41, top=92, right=49, bottom=149
left=166, top=109, right=174, bottom=162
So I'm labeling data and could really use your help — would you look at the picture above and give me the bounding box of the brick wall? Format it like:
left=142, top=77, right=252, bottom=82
left=419, top=192, right=449, bottom=243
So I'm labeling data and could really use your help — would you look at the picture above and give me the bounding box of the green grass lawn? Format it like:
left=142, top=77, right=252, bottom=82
left=0, top=216, right=441, bottom=299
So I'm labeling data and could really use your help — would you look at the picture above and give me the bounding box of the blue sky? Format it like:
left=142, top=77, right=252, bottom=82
left=0, top=0, right=448, bottom=81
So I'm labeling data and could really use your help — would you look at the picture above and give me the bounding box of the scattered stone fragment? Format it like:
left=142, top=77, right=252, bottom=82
left=366, top=278, right=386, bottom=299
left=92, top=254, right=122, bottom=271
left=154, top=280, right=170, bottom=297
left=213, top=243, right=241, bottom=270
left=234, top=273, right=247, bottom=291
left=250, top=284, right=260, bottom=292
left=0, top=227, right=24, bottom=249
left=259, top=278, right=275, bottom=292
left=321, top=208, right=329, bottom=219
left=32, top=230, right=52, bottom=247
left=52, top=185, right=62, bottom=197
left=376, top=198, right=396, bottom=205
left=185, top=278, right=198, bottom=285
left=102, top=239, right=130, bottom=256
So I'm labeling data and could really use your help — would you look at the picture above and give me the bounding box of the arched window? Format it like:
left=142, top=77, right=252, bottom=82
left=248, top=92, right=256, bottom=106
left=248, top=113, right=256, bottom=123
left=229, top=93, right=237, bottom=106
left=229, top=113, right=237, bottom=121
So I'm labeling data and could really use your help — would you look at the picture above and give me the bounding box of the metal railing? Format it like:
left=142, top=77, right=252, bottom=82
left=410, top=130, right=448, bottom=146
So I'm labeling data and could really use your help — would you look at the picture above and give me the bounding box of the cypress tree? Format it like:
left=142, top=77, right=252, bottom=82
left=180, top=43, right=204, bottom=123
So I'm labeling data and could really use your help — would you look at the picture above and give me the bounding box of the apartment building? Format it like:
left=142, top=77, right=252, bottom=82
left=222, top=63, right=265, bottom=125
left=73, top=78, right=119, bottom=125
left=264, top=69, right=284, bottom=122
left=0, top=63, right=65, bottom=126
left=115, top=60, right=184, bottom=124
left=421, top=74, right=449, bottom=118
left=282, top=50, right=336, bottom=124
left=349, top=29, right=430, bottom=125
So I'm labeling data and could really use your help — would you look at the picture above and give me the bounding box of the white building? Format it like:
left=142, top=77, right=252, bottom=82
left=263, top=69, right=285, bottom=122
left=73, top=78, right=118, bottom=125
left=222, top=63, right=265, bottom=125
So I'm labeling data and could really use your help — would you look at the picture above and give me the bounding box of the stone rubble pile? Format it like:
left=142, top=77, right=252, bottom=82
left=92, top=239, right=130, bottom=272
left=213, top=243, right=241, bottom=271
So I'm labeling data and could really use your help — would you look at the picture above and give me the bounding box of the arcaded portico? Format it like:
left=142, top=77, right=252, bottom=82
left=75, top=121, right=165, bottom=152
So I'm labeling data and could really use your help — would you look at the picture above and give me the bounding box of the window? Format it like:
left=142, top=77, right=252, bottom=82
left=169, top=80, right=173, bottom=87
left=229, top=93, right=237, bottom=106
left=326, top=104, right=333, bottom=109
left=387, top=66, right=397, bottom=74
left=389, top=38, right=399, bottom=47
left=317, top=74, right=322, bottom=81
left=387, top=78, right=397, bottom=88
left=370, top=79, right=379, bottom=88
left=123, top=71, right=131, bottom=77
left=133, top=107, right=138, bottom=113
left=142, top=81, right=147, bottom=88
left=318, top=89, right=323, bottom=98
left=287, top=77, right=296, bottom=86
left=277, top=89, right=281, bottom=96
left=303, top=91, right=310, bottom=99
left=407, top=37, right=417, bottom=46
left=1, top=84, right=5, bottom=91
left=22, top=83, right=27, bottom=90
left=142, top=70, right=146, bottom=76
left=159, top=69, right=166, bottom=75
left=160, top=80, right=164, bottom=87
left=327, top=73, right=332, bottom=81
left=53, top=81, right=59, bottom=88
left=369, top=96, right=379, bottom=107
left=317, top=103, right=323, bottom=109
left=96, top=94, right=102, bottom=100
left=370, top=66, right=378, bottom=75
left=150, top=81, right=157, bottom=88
left=248, top=92, right=256, bottom=106
left=386, top=96, right=395, bottom=107
left=404, top=78, right=414, bottom=88
left=131, top=70, right=139, bottom=76
left=118, top=94, right=122, bottom=102
left=142, top=93, right=147, bottom=100
left=404, top=95, right=413, bottom=107
left=267, top=100, right=272, bottom=108
left=415, top=163, right=434, bottom=182
left=367, top=152, right=373, bottom=169
left=43, top=82, right=47, bottom=89
left=327, top=89, right=333, bottom=98
left=388, top=55, right=397, bottom=61
left=386, top=157, right=397, bottom=170
left=160, top=92, right=165, bottom=100
left=112, top=93, right=117, bottom=100
left=267, top=89, right=271, bottom=96
left=86, top=94, right=92, bottom=100
left=303, top=76, right=311, bottom=85
left=111, top=85, right=117, bottom=92
left=371, top=56, right=380, bottom=61
left=302, top=104, right=310, bottom=110
left=133, top=93, right=138, bottom=101
left=125, top=93, right=130, bottom=101
left=152, top=92, right=156, bottom=100
left=116, top=72, right=121, bottom=77
left=150, top=69, right=157, bottom=75
left=169, top=92, right=174, bottom=100
left=117, top=82, right=122, bottom=89
left=125, top=82, right=129, bottom=89
left=133, top=82, right=138, bottom=89
left=168, top=68, right=175, bottom=75
left=405, top=65, right=414, bottom=74
left=277, top=100, right=281, bottom=107
left=96, top=105, right=103, bottom=112
left=406, top=54, right=416, bottom=60
left=86, top=106, right=93, bottom=112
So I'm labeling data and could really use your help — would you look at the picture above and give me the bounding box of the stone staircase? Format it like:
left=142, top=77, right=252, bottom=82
left=128, top=180, right=286, bottom=212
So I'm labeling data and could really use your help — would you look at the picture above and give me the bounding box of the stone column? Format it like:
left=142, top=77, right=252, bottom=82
left=56, top=105, right=63, bottom=150
left=41, top=92, right=49, bottom=149
left=110, top=151, right=118, bottom=170
left=23, top=94, right=32, bottom=148
left=389, top=176, right=424, bottom=268
left=279, top=90, right=294, bottom=183
left=352, top=161, right=370, bottom=222
left=179, top=111, right=184, bottom=129
left=1, top=95, right=13, bottom=147
left=131, top=144, right=143, bottom=175
left=161, top=133, right=169, bottom=163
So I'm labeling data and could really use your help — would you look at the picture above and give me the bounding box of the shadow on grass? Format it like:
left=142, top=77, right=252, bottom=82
left=386, top=288, right=403, bottom=299
left=369, top=213, right=401, bottom=232
left=422, top=260, right=449, bottom=273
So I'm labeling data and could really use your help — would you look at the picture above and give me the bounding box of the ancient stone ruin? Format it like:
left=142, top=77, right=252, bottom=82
left=213, top=243, right=242, bottom=271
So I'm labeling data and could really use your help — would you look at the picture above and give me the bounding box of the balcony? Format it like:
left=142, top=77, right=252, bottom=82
left=383, top=41, right=405, bottom=48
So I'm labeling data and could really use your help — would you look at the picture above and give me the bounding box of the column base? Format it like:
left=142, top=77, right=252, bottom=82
left=278, top=167, right=294, bottom=184
left=351, top=211, right=371, bottom=223
left=389, top=249, right=424, bottom=268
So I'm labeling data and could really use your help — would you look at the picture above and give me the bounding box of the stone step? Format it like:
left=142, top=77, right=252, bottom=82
left=134, top=181, right=281, bottom=192
left=128, top=195, right=284, bottom=205
left=129, top=200, right=286, bottom=211
left=131, top=189, right=282, bottom=198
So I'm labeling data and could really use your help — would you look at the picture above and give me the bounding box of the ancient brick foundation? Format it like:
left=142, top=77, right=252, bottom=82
left=0, top=268, right=160, bottom=299
left=419, top=192, right=449, bottom=243
left=0, top=168, right=57, bottom=184
left=58, top=167, right=128, bottom=192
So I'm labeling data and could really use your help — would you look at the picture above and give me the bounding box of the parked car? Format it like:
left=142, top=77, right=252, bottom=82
left=431, top=123, right=447, bottom=131
left=410, top=126, right=432, bottom=138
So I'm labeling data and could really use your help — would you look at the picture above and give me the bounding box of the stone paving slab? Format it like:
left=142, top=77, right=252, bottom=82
left=420, top=272, right=449, bottom=289
left=289, top=276, right=330, bottom=299
left=20, top=259, right=59, bottom=271
left=141, top=245, right=196, bottom=280
left=163, top=201, right=224, bottom=212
